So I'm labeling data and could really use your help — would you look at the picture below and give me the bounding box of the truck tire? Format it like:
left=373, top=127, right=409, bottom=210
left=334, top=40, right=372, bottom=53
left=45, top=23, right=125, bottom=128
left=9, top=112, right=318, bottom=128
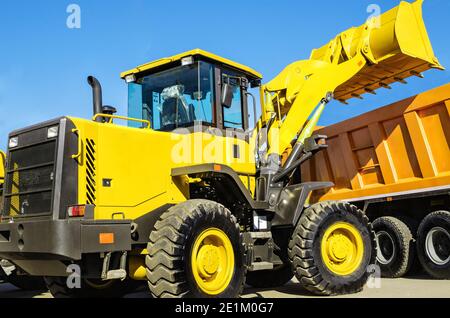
left=288, top=201, right=376, bottom=296
left=146, top=199, right=246, bottom=298
left=417, top=211, right=450, bottom=279
left=373, top=217, right=414, bottom=278
left=0, top=263, right=46, bottom=291
left=5, top=271, right=46, bottom=291
left=44, top=277, right=128, bottom=298
left=245, top=263, right=293, bottom=288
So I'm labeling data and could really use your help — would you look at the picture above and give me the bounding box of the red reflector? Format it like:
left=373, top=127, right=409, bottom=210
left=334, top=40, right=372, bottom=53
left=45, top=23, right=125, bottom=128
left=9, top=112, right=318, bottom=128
left=68, top=205, right=85, bottom=217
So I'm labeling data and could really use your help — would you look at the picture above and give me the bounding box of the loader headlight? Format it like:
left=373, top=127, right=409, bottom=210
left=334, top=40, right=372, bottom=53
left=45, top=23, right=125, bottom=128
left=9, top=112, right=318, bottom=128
left=181, top=56, right=194, bottom=66
left=8, top=137, right=18, bottom=148
left=124, top=74, right=136, bottom=83
left=47, top=126, right=59, bottom=139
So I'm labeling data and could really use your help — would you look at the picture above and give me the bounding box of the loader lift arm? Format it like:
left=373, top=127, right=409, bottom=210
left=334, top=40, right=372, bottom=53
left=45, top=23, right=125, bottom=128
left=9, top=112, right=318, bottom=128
left=260, top=0, right=443, bottom=161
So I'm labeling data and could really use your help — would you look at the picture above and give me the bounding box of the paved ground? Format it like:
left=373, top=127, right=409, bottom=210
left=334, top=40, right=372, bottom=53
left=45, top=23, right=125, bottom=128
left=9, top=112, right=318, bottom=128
left=0, top=275, right=448, bottom=298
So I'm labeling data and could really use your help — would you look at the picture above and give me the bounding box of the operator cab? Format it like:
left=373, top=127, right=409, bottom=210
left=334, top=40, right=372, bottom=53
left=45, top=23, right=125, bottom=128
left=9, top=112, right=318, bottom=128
left=122, top=49, right=262, bottom=133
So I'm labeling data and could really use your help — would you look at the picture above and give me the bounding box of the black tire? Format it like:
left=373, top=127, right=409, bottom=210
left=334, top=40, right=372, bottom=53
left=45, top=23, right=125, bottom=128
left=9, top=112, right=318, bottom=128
left=44, top=277, right=129, bottom=298
left=0, top=263, right=46, bottom=290
left=417, top=211, right=450, bottom=279
left=245, top=263, right=293, bottom=288
left=5, top=272, right=46, bottom=291
left=288, top=201, right=376, bottom=296
left=397, top=216, right=423, bottom=276
left=146, top=199, right=245, bottom=298
left=373, top=216, right=414, bottom=278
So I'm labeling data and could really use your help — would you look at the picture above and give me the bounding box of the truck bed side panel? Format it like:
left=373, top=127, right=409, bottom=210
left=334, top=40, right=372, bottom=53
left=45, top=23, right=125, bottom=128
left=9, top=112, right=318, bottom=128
left=303, top=83, right=450, bottom=203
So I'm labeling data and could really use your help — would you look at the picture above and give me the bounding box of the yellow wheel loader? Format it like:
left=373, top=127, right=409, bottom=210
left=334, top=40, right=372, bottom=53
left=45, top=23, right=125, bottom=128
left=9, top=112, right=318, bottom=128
left=0, top=0, right=442, bottom=298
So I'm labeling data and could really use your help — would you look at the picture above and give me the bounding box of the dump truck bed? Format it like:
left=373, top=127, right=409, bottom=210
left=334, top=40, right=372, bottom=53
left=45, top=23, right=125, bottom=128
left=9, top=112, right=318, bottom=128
left=303, top=83, right=450, bottom=203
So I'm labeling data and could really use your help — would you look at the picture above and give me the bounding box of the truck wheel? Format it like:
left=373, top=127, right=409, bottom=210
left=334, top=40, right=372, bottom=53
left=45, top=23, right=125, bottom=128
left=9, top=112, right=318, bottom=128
left=146, top=199, right=245, bottom=298
left=373, top=217, right=414, bottom=278
left=44, top=277, right=128, bottom=298
left=5, top=271, right=46, bottom=291
left=288, top=201, right=376, bottom=296
left=245, top=263, right=293, bottom=288
left=417, top=211, right=450, bottom=279
left=0, top=262, right=46, bottom=291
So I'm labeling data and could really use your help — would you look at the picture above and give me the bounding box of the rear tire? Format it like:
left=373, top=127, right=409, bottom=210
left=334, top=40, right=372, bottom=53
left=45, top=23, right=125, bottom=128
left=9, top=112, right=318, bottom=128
left=146, top=199, right=245, bottom=298
left=0, top=263, right=46, bottom=291
left=288, top=201, right=376, bottom=296
left=373, top=216, right=414, bottom=278
left=245, top=263, right=293, bottom=288
left=417, top=211, right=450, bottom=279
left=6, top=272, right=46, bottom=291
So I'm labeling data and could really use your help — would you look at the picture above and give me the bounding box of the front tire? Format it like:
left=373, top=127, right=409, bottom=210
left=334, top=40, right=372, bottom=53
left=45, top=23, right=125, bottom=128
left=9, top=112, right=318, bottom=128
left=288, top=201, right=376, bottom=296
left=5, top=272, right=46, bottom=291
left=146, top=199, right=245, bottom=298
left=417, top=211, right=450, bottom=279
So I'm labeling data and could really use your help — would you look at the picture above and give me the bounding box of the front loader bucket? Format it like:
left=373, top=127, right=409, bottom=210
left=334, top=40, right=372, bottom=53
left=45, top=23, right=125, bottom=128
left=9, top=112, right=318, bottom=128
left=317, top=0, right=443, bottom=102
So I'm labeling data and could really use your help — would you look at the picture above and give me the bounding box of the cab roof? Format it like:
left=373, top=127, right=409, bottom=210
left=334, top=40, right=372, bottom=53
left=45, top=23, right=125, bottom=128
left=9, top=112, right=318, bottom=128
left=120, top=48, right=262, bottom=80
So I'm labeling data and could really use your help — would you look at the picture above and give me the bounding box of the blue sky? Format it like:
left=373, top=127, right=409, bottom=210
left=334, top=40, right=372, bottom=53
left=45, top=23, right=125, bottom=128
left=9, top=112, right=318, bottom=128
left=0, top=0, right=449, bottom=148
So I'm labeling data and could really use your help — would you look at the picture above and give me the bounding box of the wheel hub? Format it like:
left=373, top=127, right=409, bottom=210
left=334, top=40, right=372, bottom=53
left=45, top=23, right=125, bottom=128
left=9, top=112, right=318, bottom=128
left=425, top=227, right=450, bottom=265
left=376, top=231, right=396, bottom=265
left=191, top=228, right=235, bottom=295
left=321, top=222, right=365, bottom=276
left=327, top=234, right=352, bottom=262
left=197, top=245, right=220, bottom=277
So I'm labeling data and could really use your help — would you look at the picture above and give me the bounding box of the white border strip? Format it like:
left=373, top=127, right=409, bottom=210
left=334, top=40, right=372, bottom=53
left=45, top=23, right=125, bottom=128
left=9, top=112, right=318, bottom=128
left=344, top=184, right=450, bottom=203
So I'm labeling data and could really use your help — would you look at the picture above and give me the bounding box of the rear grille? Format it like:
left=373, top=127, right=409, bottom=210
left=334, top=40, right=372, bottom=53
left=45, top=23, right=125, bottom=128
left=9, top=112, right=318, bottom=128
left=85, top=138, right=96, bottom=205
left=3, top=139, right=57, bottom=217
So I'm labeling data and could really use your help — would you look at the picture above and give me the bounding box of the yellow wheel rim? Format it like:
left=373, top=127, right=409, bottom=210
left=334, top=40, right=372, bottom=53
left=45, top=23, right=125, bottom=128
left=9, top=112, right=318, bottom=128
left=191, top=228, right=235, bottom=295
left=321, top=222, right=364, bottom=276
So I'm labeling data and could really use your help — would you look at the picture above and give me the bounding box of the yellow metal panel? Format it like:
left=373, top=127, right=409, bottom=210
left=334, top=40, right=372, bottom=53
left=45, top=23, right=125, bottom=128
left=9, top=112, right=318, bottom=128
left=417, top=104, right=450, bottom=174
left=0, top=151, right=5, bottom=182
left=325, top=137, right=352, bottom=190
left=121, top=48, right=262, bottom=80
left=404, top=111, right=438, bottom=178
left=338, top=133, right=363, bottom=190
left=368, top=123, right=397, bottom=185
left=382, top=117, right=422, bottom=180
left=305, top=84, right=450, bottom=204
left=68, top=117, right=256, bottom=221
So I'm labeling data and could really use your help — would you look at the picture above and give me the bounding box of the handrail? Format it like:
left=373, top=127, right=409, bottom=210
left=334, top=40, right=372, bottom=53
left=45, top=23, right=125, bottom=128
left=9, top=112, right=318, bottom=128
left=71, top=128, right=83, bottom=163
left=92, top=114, right=151, bottom=129
left=0, top=150, right=6, bottom=180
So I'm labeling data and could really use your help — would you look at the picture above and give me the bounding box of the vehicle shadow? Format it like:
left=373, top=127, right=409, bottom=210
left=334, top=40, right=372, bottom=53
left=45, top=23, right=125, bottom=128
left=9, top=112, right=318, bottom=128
left=0, top=283, right=48, bottom=298
left=242, top=281, right=321, bottom=298
left=401, top=273, right=437, bottom=281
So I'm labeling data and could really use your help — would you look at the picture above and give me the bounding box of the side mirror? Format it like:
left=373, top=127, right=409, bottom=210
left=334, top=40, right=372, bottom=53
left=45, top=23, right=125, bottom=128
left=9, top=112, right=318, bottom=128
left=102, top=105, right=117, bottom=115
left=221, top=83, right=234, bottom=108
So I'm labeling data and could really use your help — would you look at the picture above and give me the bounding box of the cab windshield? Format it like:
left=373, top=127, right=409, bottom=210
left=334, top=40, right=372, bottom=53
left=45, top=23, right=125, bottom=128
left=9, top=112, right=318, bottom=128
left=128, top=62, right=215, bottom=131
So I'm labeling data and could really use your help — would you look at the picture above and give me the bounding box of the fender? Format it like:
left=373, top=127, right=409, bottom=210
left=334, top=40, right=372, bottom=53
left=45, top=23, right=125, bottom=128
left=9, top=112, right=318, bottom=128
left=171, top=164, right=269, bottom=210
left=272, top=181, right=334, bottom=227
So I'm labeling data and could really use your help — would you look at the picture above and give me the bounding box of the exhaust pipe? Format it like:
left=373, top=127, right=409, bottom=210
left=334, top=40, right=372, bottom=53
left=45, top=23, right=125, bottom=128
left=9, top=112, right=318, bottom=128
left=87, top=76, right=103, bottom=122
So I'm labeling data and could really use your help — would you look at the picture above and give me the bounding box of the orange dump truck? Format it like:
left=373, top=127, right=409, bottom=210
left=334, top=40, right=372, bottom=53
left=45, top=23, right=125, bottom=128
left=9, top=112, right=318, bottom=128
left=303, top=83, right=450, bottom=279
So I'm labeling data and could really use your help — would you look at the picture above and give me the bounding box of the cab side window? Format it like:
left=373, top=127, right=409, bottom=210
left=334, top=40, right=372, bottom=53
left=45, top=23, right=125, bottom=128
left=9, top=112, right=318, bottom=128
left=222, top=75, right=244, bottom=130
